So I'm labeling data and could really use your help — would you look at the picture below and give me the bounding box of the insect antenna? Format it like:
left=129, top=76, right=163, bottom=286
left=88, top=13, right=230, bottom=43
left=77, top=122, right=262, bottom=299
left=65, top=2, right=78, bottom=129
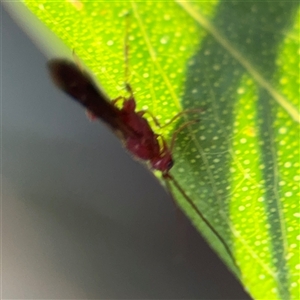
left=163, top=173, right=239, bottom=271
left=161, top=119, right=238, bottom=270
left=123, top=11, right=133, bottom=97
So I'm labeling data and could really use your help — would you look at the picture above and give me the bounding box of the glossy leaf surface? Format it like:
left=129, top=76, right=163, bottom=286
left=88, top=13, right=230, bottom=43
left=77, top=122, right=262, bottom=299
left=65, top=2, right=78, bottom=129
left=19, top=1, right=300, bottom=299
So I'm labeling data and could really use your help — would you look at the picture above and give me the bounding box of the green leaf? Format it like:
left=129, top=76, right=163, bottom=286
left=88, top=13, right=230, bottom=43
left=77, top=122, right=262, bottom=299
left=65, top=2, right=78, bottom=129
left=16, top=1, right=300, bottom=299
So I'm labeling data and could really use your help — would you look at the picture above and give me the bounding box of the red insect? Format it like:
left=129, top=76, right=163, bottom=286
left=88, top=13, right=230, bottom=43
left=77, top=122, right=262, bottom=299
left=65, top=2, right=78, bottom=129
left=48, top=59, right=174, bottom=177
left=47, top=58, right=238, bottom=269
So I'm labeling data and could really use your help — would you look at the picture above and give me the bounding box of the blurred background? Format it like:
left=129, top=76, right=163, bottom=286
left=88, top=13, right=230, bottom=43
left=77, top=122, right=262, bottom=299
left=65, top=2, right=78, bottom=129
left=2, top=4, right=250, bottom=299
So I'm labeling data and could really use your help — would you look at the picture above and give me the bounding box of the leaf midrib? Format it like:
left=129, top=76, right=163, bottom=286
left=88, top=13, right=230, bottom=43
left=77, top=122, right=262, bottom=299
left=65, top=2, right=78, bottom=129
left=176, top=1, right=300, bottom=123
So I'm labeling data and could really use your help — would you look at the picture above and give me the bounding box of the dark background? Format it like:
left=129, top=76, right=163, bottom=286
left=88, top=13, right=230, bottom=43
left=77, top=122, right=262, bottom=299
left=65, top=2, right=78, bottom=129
left=2, top=5, right=250, bottom=299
